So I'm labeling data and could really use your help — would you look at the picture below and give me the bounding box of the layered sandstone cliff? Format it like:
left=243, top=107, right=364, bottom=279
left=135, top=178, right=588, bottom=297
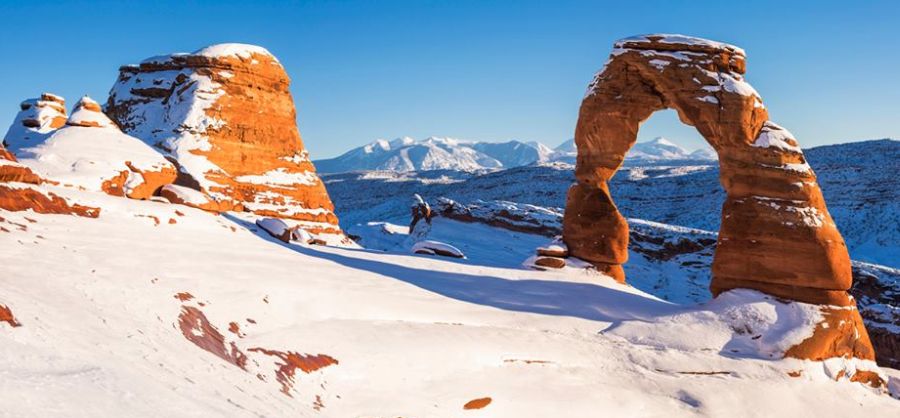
left=105, top=43, right=342, bottom=238
left=562, top=34, right=877, bottom=378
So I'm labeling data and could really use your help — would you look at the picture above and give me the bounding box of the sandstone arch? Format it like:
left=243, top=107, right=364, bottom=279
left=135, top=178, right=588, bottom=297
left=564, top=35, right=876, bottom=365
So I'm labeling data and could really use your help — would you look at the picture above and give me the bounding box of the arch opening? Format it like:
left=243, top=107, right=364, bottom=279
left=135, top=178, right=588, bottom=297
left=607, top=109, right=723, bottom=303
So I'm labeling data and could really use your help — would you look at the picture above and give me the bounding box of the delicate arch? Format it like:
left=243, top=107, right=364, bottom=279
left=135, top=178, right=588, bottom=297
left=563, top=34, right=852, bottom=306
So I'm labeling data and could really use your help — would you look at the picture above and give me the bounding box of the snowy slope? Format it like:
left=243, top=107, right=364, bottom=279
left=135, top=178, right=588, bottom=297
left=364, top=197, right=898, bottom=368
left=471, top=140, right=555, bottom=167
left=1, top=187, right=898, bottom=417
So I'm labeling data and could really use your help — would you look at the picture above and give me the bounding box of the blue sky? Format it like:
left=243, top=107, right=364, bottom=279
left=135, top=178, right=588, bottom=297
left=1, top=1, right=897, bottom=158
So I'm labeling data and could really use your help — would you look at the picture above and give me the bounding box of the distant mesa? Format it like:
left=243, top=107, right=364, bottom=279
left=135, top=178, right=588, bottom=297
left=559, top=33, right=879, bottom=383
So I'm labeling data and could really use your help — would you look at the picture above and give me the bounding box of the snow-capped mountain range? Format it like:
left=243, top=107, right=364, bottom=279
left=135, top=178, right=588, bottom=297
left=314, top=136, right=715, bottom=173
left=322, top=139, right=899, bottom=269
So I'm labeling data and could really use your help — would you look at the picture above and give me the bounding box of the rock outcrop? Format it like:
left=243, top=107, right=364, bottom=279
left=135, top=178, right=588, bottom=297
left=0, top=143, right=99, bottom=217
left=408, top=194, right=433, bottom=242
left=159, top=184, right=240, bottom=213
left=563, top=34, right=875, bottom=372
left=2, top=93, right=67, bottom=151
left=106, top=43, right=342, bottom=238
left=436, top=197, right=563, bottom=237
left=6, top=95, right=177, bottom=200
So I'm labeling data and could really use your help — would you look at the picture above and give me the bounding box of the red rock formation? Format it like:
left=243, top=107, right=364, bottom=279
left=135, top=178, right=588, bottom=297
left=0, top=149, right=42, bottom=184
left=66, top=96, right=178, bottom=199
left=564, top=34, right=874, bottom=365
left=106, top=44, right=343, bottom=238
left=0, top=144, right=99, bottom=217
left=2, top=93, right=67, bottom=151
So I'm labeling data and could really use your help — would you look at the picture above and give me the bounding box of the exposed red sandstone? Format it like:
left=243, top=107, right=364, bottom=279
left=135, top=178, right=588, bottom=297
left=247, top=348, right=338, bottom=396
left=463, top=397, right=492, bottom=410
left=785, top=302, right=876, bottom=362
left=2, top=93, right=67, bottom=151
left=227, top=322, right=243, bottom=337
left=0, top=144, right=100, bottom=217
left=178, top=306, right=248, bottom=369
left=106, top=44, right=342, bottom=237
left=3, top=94, right=177, bottom=200
left=563, top=34, right=874, bottom=365
left=0, top=151, right=42, bottom=184
left=174, top=292, right=194, bottom=302
left=0, top=186, right=100, bottom=218
left=534, top=257, right=566, bottom=269
left=0, top=304, right=21, bottom=327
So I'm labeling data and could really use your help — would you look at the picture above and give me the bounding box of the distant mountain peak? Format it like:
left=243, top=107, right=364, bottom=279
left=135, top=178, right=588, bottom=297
left=315, top=136, right=562, bottom=173
left=389, top=136, right=416, bottom=148
left=316, top=135, right=720, bottom=173
left=647, top=136, right=676, bottom=146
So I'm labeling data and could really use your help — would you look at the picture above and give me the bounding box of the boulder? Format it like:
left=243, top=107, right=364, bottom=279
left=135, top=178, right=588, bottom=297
left=254, top=217, right=316, bottom=244
left=408, top=193, right=433, bottom=242
left=534, top=257, right=566, bottom=269
left=160, top=184, right=242, bottom=213
left=411, top=240, right=465, bottom=258
left=106, top=43, right=342, bottom=238
left=563, top=34, right=874, bottom=367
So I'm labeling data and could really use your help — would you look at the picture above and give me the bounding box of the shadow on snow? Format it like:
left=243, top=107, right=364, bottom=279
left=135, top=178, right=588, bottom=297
left=224, top=213, right=686, bottom=324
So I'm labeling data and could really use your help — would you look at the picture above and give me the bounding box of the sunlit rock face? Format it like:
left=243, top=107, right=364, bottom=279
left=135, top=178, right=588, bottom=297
left=2, top=93, right=68, bottom=152
left=106, top=43, right=343, bottom=238
left=563, top=34, right=876, bottom=373
left=0, top=143, right=99, bottom=217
